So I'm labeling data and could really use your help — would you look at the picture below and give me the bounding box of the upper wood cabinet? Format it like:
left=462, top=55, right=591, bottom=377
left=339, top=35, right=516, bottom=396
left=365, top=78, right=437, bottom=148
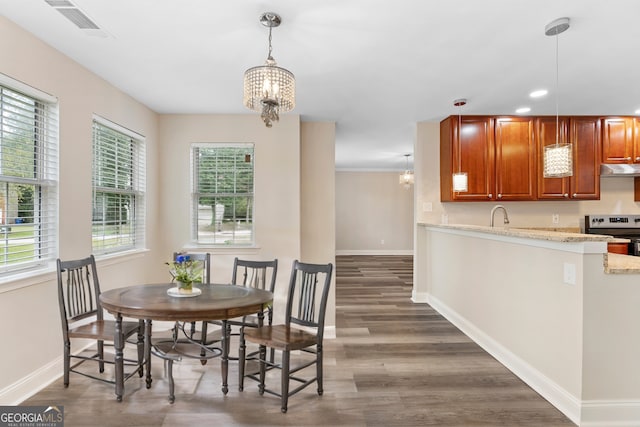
left=441, top=114, right=603, bottom=202
left=601, top=117, right=637, bottom=163
left=440, top=116, right=494, bottom=201
left=494, top=117, right=536, bottom=201
left=537, top=116, right=600, bottom=200
left=440, top=116, right=537, bottom=202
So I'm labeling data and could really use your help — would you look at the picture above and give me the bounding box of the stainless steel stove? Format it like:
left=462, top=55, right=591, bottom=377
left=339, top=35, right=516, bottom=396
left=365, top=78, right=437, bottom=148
left=584, top=214, right=640, bottom=256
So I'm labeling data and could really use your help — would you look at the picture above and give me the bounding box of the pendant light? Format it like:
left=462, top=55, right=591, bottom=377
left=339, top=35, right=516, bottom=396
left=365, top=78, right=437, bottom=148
left=399, top=154, right=414, bottom=188
left=452, top=98, right=468, bottom=192
left=243, top=12, right=295, bottom=128
left=543, top=17, right=573, bottom=178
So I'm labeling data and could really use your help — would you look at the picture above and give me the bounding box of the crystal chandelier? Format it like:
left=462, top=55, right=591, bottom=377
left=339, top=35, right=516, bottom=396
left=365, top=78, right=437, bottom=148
left=543, top=17, right=573, bottom=178
left=399, top=154, right=415, bottom=188
left=243, top=12, right=295, bottom=128
left=452, top=98, right=468, bottom=192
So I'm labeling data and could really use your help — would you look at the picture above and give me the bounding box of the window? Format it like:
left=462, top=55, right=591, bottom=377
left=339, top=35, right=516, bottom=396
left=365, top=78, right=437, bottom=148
left=0, top=81, right=58, bottom=274
left=92, top=117, right=145, bottom=254
left=191, top=144, right=254, bottom=245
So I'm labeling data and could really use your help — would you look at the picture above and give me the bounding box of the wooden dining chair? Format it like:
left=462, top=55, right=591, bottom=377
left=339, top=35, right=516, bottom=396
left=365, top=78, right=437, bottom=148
left=171, top=252, right=211, bottom=361
left=226, top=258, right=278, bottom=388
left=56, top=255, right=144, bottom=391
left=240, top=260, right=333, bottom=413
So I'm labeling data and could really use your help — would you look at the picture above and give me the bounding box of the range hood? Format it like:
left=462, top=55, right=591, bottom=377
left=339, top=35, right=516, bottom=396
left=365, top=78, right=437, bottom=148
left=600, top=164, right=640, bottom=177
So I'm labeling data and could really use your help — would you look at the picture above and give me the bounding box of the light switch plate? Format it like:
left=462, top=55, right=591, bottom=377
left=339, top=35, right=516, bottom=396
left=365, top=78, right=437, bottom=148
left=563, top=262, right=576, bottom=285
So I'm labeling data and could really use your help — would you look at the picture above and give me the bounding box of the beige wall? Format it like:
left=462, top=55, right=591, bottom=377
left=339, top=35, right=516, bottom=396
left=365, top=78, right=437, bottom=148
left=157, top=114, right=305, bottom=324
left=336, top=171, right=414, bottom=254
left=415, top=121, right=640, bottom=228
left=0, top=16, right=337, bottom=403
left=0, top=16, right=161, bottom=403
left=301, top=122, right=337, bottom=330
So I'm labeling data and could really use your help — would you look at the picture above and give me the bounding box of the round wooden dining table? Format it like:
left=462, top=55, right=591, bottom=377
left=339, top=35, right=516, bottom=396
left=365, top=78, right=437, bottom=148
left=100, top=283, right=273, bottom=402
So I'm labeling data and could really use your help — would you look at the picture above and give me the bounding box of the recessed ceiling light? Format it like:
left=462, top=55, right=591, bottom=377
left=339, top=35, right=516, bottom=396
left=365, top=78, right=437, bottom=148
left=635, top=109, right=640, bottom=115
left=530, top=90, right=548, bottom=98
left=516, top=107, right=531, bottom=114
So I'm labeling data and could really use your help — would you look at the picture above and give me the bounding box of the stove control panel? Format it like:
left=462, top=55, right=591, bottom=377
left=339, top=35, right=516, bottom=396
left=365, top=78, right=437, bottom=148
left=586, top=215, right=640, bottom=229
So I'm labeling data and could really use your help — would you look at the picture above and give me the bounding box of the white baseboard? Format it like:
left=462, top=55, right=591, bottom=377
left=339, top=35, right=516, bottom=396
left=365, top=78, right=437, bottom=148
left=581, top=400, right=640, bottom=426
left=411, top=290, right=429, bottom=303
left=426, top=294, right=640, bottom=426
left=324, top=325, right=336, bottom=340
left=0, top=356, right=62, bottom=405
left=335, top=249, right=413, bottom=256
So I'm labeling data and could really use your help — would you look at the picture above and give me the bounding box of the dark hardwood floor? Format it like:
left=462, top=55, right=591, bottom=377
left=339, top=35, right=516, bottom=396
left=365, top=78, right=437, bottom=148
left=22, top=255, right=574, bottom=426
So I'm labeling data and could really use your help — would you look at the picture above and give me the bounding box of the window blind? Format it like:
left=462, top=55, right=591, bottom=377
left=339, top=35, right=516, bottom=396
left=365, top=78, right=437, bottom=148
left=0, top=84, right=58, bottom=273
left=191, top=144, right=254, bottom=245
left=92, top=119, right=145, bottom=254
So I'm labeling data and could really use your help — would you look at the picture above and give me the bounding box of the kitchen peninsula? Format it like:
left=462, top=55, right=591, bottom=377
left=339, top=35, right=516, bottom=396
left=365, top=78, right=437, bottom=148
left=414, top=223, right=640, bottom=426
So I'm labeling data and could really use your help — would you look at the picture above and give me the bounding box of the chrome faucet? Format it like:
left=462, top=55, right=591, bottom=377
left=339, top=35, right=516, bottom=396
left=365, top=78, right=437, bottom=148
left=490, top=205, right=510, bottom=227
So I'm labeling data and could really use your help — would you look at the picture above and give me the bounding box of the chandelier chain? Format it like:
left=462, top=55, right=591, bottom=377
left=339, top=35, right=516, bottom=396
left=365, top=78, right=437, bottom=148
left=267, top=24, right=273, bottom=59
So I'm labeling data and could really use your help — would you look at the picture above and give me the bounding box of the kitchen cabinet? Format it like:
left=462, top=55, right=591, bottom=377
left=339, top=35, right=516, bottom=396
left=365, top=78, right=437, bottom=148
left=601, top=117, right=638, bottom=163
left=537, top=116, right=600, bottom=200
left=441, top=116, right=536, bottom=201
left=494, top=117, right=536, bottom=200
left=440, top=116, right=495, bottom=201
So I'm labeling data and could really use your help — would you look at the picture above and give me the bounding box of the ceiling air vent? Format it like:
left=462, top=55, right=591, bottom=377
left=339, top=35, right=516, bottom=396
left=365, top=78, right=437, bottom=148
left=44, top=0, right=102, bottom=32
left=44, top=0, right=74, bottom=7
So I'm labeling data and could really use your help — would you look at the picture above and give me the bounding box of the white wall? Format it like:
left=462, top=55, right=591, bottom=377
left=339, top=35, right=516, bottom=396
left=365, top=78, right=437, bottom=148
left=336, top=171, right=414, bottom=254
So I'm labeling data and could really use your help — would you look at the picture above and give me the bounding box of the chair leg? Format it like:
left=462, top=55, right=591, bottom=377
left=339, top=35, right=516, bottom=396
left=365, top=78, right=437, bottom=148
left=238, top=327, right=246, bottom=391
left=200, top=321, right=208, bottom=365
left=258, top=345, right=266, bottom=395
left=137, top=321, right=145, bottom=377
left=167, top=359, right=175, bottom=404
left=317, top=344, right=323, bottom=395
left=63, top=342, right=70, bottom=387
left=98, top=340, right=105, bottom=373
left=281, top=350, right=290, bottom=413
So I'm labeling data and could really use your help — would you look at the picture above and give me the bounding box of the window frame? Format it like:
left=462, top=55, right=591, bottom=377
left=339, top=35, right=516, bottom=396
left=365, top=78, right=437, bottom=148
left=91, top=115, right=146, bottom=255
left=0, top=75, right=58, bottom=277
left=190, top=143, right=255, bottom=247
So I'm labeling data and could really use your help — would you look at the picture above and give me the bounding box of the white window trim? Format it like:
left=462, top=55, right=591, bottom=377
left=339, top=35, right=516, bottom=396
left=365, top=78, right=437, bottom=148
left=91, top=115, right=146, bottom=255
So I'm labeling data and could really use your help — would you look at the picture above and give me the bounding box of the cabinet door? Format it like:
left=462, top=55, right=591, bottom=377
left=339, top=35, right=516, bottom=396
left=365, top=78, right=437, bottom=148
left=570, top=117, right=600, bottom=199
left=602, top=117, right=633, bottom=163
left=495, top=117, right=536, bottom=200
left=536, top=116, right=570, bottom=199
left=440, top=116, right=494, bottom=201
left=634, top=118, right=640, bottom=163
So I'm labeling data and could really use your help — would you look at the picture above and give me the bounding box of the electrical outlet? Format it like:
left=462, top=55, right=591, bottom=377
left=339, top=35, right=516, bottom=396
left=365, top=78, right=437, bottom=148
left=380, top=239, right=385, bottom=245
left=552, top=214, right=559, bottom=224
left=441, top=214, right=448, bottom=224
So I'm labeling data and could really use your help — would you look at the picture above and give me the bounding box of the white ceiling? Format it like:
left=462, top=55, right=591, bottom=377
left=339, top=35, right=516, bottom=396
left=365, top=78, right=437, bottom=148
left=2, top=0, right=640, bottom=171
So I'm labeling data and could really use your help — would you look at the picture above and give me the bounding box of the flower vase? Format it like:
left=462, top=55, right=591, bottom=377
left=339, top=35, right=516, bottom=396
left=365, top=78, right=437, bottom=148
left=177, top=281, right=193, bottom=295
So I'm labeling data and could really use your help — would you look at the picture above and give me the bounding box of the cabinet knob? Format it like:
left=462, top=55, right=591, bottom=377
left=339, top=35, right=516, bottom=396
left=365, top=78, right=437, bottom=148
left=563, top=193, right=569, bottom=198
left=488, top=193, right=493, bottom=199
left=497, top=194, right=502, bottom=199
left=573, top=193, right=577, bottom=198
left=635, top=157, right=640, bottom=161
left=626, top=157, right=632, bottom=161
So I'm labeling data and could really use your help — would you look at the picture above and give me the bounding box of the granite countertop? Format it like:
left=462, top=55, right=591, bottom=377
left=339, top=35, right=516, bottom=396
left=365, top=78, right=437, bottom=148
left=419, top=223, right=616, bottom=243
left=420, top=222, right=640, bottom=273
left=604, top=253, right=640, bottom=274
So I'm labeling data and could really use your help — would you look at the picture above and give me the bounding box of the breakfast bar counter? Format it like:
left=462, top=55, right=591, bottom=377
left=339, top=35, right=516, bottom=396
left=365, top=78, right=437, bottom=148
left=414, top=223, right=640, bottom=426
left=419, top=222, right=640, bottom=274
